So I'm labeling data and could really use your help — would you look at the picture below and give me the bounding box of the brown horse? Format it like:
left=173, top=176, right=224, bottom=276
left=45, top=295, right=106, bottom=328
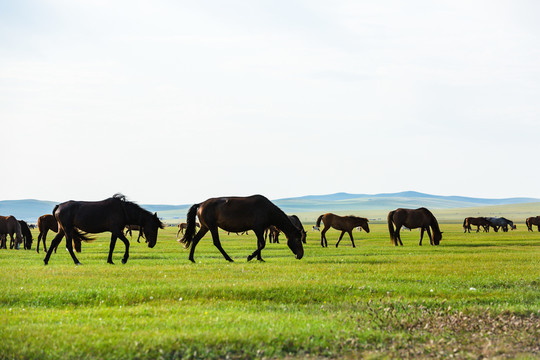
left=44, top=194, right=164, bottom=265
left=179, top=195, right=304, bottom=262
left=264, top=225, right=281, bottom=243
left=0, top=215, right=23, bottom=249
left=526, top=216, right=540, bottom=231
left=463, top=217, right=491, bottom=233
left=36, top=214, right=59, bottom=253
left=125, top=224, right=145, bottom=243
left=176, top=222, right=200, bottom=238
left=388, top=208, right=442, bottom=246
left=315, top=213, right=370, bottom=248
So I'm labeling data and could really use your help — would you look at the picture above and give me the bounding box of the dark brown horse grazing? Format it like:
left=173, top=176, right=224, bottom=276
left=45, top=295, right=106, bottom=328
left=179, top=195, right=304, bottom=263
left=0, top=215, right=23, bottom=249
left=36, top=214, right=59, bottom=253
left=315, top=213, right=370, bottom=248
left=288, top=215, right=307, bottom=244
left=526, top=216, right=540, bottom=231
left=18, top=220, right=33, bottom=250
left=43, top=194, right=164, bottom=265
left=388, top=208, right=442, bottom=246
left=463, top=217, right=491, bottom=233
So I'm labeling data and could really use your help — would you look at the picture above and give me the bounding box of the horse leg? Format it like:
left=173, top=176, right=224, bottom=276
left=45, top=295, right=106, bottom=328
left=176, top=228, right=181, bottom=238
left=394, top=226, right=402, bottom=246
left=209, top=228, right=233, bottom=262
left=348, top=231, right=356, bottom=247
left=321, top=226, right=329, bottom=247
left=247, top=230, right=266, bottom=262
left=117, top=232, right=131, bottom=264
left=419, top=228, right=424, bottom=246
left=188, top=227, right=209, bottom=263
left=335, top=231, right=345, bottom=248
left=63, top=230, right=82, bottom=265
left=426, top=227, right=433, bottom=245
left=107, top=234, right=118, bottom=264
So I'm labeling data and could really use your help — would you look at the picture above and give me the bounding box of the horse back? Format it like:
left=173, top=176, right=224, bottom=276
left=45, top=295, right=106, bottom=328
left=55, top=199, right=125, bottom=233
left=200, top=195, right=280, bottom=232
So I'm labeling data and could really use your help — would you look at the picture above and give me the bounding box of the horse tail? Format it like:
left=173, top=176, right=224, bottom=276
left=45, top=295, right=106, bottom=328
left=316, top=214, right=324, bottom=228
left=180, top=203, right=200, bottom=249
left=71, top=228, right=95, bottom=253
left=387, top=210, right=396, bottom=245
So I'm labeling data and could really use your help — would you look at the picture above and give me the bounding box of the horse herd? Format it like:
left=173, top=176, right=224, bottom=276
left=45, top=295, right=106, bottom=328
left=0, top=194, right=537, bottom=265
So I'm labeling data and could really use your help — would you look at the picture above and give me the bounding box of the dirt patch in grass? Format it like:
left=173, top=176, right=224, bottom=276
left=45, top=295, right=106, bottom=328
left=360, top=300, right=540, bottom=359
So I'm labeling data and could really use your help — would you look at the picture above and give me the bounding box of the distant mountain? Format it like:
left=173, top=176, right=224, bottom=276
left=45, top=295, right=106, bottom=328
left=0, top=199, right=58, bottom=223
left=1, top=192, right=538, bottom=222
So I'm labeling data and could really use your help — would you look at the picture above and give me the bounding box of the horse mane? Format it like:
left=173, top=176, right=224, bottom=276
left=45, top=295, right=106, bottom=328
left=113, top=193, right=127, bottom=201
left=111, top=193, right=164, bottom=228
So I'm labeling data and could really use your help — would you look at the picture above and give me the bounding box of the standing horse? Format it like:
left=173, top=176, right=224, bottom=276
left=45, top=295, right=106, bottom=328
left=176, top=222, right=200, bottom=238
left=0, top=216, right=23, bottom=249
left=315, top=213, right=370, bottom=248
left=125, top=224, right=145, bottom=243
left=463, top=217, right=491, bottom=233
left=526, top=216, right=540, bottom=231
left=486, top=217, right=516, bottom=232
left=179, top=195, right=304, bottom=263
left=43, top=194, right=164, bottom=265
left=36, top=214, right=59, bottom=253
left=18, top=220, right=33, bottom=250
left=387, top=208, right=442, bottom=246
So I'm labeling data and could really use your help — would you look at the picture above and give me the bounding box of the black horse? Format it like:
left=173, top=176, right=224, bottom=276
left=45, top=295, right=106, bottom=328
left=288, top=215, right=307, bottom=244
left=387, top=208, right=442, bottom=246
left=179, top=195, right=304, bottom=263
left=43, top=194, right=164, bottom=265
left=18, top=220, right=33, bottom=250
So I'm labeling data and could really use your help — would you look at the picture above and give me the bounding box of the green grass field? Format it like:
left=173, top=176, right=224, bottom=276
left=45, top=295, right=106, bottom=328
left=0, top=224, right=538, bottom=359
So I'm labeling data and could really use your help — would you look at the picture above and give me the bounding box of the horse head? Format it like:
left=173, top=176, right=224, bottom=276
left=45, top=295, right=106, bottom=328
left=142, top=212, right=165, bottom=248
left=287, top=228, right=304, bottom=259
left=433, top=231, right=443, bottom=245
left=362, top=220, right=370, bottom=233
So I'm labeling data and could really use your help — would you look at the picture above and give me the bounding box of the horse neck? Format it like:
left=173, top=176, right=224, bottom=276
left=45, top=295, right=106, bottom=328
left=429, top=213, right=441, bottom=234
left=123, top=202, right=144, bottom=225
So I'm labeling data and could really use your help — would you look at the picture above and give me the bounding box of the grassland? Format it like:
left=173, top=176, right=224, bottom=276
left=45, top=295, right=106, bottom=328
left=0, top=224, right=538, bottom=359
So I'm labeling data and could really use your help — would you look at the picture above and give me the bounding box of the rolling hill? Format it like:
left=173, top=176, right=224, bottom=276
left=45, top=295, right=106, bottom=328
left=2, top=192, right=538, bottom=223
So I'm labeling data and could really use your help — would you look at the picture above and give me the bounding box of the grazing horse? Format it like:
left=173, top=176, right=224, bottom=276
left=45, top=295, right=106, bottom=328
left=176, top=222, right=200, bottom=238
left=315, top=213, right=370, bottom=248
left=0, top=216, right=23, bottom=249
left=288, top=215, right=307, bottom=244
left=387, top=208, right=442, bottom=246
left=486, top=217, right=516, bottom=232
left=43, top=194, right=164, bottom=265
left=36, top=214, right=59, bottom=253
left=463, top=217, right=491, bottom=233
left=526, top=216, right=540, bottom=231
left=18, top=220, right=33, bottom=250
left=125, top=224, right=145, bottom=243
left=179, top=195, right=304, bottom=263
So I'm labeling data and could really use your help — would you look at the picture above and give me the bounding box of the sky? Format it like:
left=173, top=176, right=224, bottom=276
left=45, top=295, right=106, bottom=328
left=1, top=0, right=539, bottom=205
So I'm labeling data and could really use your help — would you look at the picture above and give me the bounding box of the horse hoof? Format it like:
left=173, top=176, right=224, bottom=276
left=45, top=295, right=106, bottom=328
left=122, top=259, right=127, bottom=264
left=75, top=262, right=82, bottom=266
left=247, top=255, right=253, bottom=262
left=107, top=261, right=115, bottom=265
left=43, top=260, right=48, bottom=266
